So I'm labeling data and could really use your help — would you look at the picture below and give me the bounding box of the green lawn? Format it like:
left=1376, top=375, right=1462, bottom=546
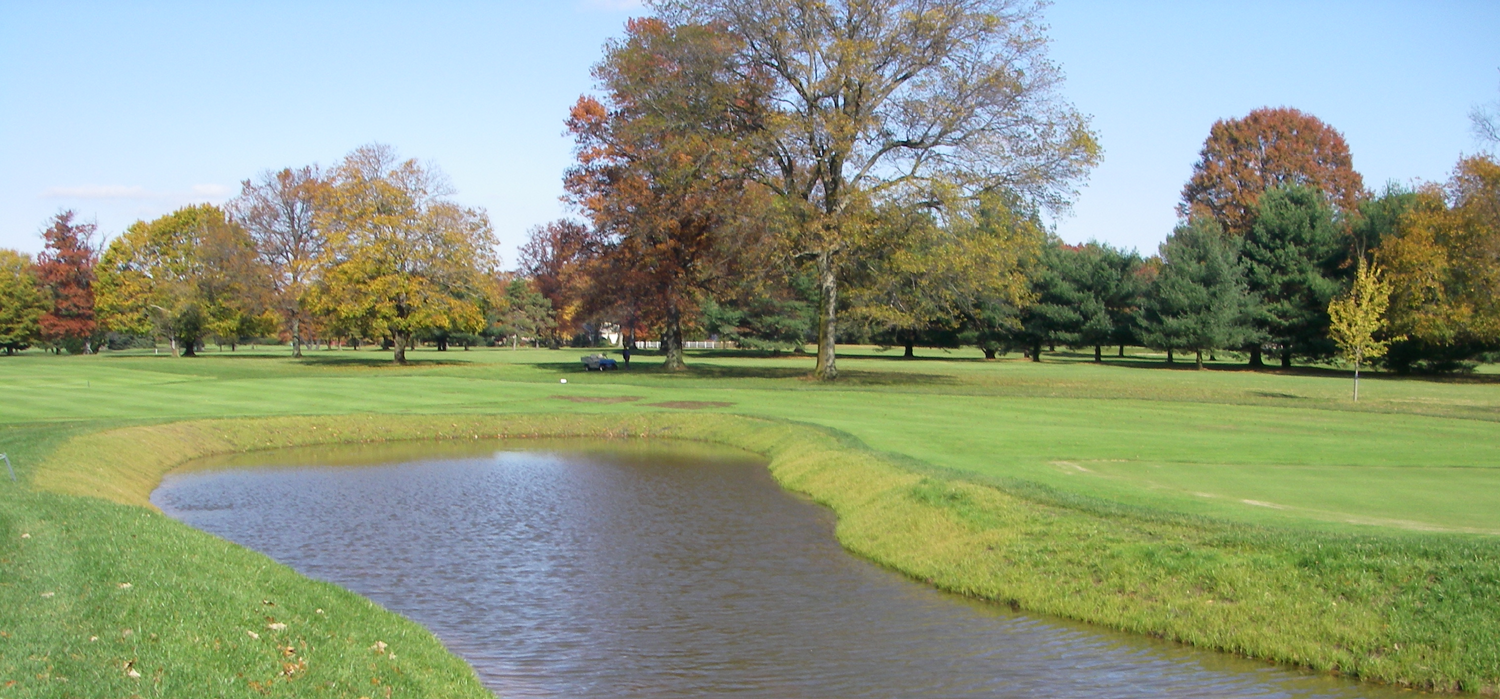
left=3, top=344, right=1500, bottom=695
left=6, top=345, right=1498, bottom=534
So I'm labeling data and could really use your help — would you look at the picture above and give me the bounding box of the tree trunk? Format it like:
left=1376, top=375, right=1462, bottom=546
left=1166, top=348, right=1173, bottom=364
left=903, top=333, right=915, bottom=359
left=1353, top=360, right=1361, bottom=401
left=291, top=317, right=302, bottom=358
left=1094, top=345, right=1102, bottom=363
left=437, top=337, right=448, bottom=351
left=181, top=336, right=196, bottom=357
left=982, top=347, right=997, bottom=360
left=662, top=301, right=686, bottom=370
left=1281, top=344, right=1292, bottom=368
left=1031, top=337, right=1042, bottom=362
left=1119, top=345, right=1125, bottom=358
left=1196, top=349, right=1204, bottom=370
left=1249, top=345, right=1263, bottom=368
left=813, top=249, right=838, bottom=380
left=393, top=331, right=408, bottom=365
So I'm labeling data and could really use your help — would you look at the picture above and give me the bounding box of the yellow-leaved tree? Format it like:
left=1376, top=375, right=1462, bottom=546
left=96, top=205, right=272, bottom=356
left=1327, top=258, right=1400, bottom=401
left=1376, top=155, right=1500, bottom=371
left=312, top=145, right=497, bottom=365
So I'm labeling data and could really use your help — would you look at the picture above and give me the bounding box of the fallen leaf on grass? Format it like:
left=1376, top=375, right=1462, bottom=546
left=266, top=622, right=286, bottom=631
left=246, top=630, right=260, bottom=640
left=370, top=640, right=388, bottom=654
left=40, top=591, right=54, bottom=598
left=117, top=582, right=132, bottom=589
left=20, top=533, right=29, bottom=539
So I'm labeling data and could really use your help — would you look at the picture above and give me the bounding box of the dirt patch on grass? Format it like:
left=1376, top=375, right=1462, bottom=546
left=645, top=401, right=735, bottom=410
left=550, top=395, right=643, bottom=404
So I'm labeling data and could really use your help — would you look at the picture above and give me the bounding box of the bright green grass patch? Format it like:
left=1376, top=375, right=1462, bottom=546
left=10, top=412, right=1500, bottom=694
left=0, top=489, right=488, bottom=698
left=4, top=347, right=1500, bottom=534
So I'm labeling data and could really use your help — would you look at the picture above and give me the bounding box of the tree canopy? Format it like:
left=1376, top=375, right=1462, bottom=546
left=229, top=166, right=326, bottom=357
left=0, top=250, right=46, bottom=355
left=1241, top=184, right=1345, bottom=366
left=35, top=211, right=98, bottom=353
left=1378, top=155, right=1500, bottom=370
left=1181, top=107, right=1364, bottom=238
left=1140, top=217, right=1257, bottom=369
left=658, top=0, right=1100, bottom=379
left=312, top=145, right=497, bottom=364
left=564, top=18, right=768, bottom=369
left=96, top=205, right=268, bottom=356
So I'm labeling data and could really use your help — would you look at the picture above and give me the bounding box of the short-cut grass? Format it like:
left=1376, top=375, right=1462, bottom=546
left=3, top=344, right=1500, bottom=695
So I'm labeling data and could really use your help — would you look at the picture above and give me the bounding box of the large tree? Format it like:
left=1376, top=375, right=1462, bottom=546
left=517, top=219, right=606, bottom=347
left=1241, top=184, right=1346, bottom=367
left=849, top=193, right=1039, bottom=359
left=96, top=205, right=267, bottom=356
left=35, top=211, right=98, bottom=353
left=1180, top=107, right=1364, bottom=239
left=0, top=250, right=47, bottom=355
left=565, top=18, right=768, bottom=369
left=313, top=145, right=497, bottom=365
left=1378, top=155, right=1500, bottom=370
left=229, top=166, right=326, bottom=357
left=1140, top=218, right=1258, bottom=370
left=658, top=0, right=1100, bottom=379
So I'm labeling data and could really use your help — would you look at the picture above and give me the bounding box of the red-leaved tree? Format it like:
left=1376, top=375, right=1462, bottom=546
left=563, top=18, right=767, bottom=369
left=36, top=211, right=98, bottom=353
left=1180, top=107, right=1365, bottom=239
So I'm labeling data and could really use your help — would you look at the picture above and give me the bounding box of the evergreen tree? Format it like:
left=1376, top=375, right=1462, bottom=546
left=1017, top=242, right=1144, bottom=362
left=1242, top=184, right=1345, bottom=367
left=1140, top=218, right=1258, bottom=369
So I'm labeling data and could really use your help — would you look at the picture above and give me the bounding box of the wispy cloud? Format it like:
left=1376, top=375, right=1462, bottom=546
left=42, top=184, right=231, bottom=201
left=42, top=185, right=151, bottom=200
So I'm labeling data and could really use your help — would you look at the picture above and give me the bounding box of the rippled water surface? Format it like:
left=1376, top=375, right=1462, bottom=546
left=153, top=440, right=1416, bottom=698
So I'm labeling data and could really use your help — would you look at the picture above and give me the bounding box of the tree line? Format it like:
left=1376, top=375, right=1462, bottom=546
left=1, top=144, right=553, bottom=363
left=516, top=2, right=1500, bottom=376
left=2, top=1, right=1496, bottom=376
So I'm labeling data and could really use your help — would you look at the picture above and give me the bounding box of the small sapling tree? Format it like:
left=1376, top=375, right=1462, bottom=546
left=1327, top=258, right=1400, bottom=401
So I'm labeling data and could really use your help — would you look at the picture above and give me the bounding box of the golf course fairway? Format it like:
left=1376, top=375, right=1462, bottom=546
left=2, top=345, right=1498, bottom=696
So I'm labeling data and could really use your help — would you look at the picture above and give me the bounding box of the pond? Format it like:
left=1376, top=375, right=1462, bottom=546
left=152, top=439, right=1416, bottom=698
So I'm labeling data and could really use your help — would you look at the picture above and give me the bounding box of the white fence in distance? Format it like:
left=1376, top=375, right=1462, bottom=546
left=631, top=341, right=735, bottom=350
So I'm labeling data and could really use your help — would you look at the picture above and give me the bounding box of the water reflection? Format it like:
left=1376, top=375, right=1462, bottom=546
left=155, top=440, right=1415, bottom=698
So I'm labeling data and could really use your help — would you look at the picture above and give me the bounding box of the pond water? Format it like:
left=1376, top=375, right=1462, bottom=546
left=153, top=440, right=1416, bottom=698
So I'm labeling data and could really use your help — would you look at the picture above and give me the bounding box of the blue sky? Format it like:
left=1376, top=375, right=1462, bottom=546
left=2, top=1, right=1497, bottom=263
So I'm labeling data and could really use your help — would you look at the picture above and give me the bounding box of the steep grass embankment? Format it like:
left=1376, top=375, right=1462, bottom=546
left=9, top=412, right=1500, bottom=695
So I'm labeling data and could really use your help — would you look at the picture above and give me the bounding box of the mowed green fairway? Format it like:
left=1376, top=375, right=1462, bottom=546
left=5, top=345, right=1500, bottom=535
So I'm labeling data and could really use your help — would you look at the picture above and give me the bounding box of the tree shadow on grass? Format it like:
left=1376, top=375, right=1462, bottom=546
left=290, top=354, right=467, bottom=369
left=533, top=360, right=961, bottom=386
left=1075, top=354, right=1500, bottom=384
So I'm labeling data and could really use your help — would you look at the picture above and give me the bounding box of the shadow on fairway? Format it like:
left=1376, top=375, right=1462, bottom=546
left=533, top=360, right=960, bottom=386
left=290, top=354, right=467, bottom=368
